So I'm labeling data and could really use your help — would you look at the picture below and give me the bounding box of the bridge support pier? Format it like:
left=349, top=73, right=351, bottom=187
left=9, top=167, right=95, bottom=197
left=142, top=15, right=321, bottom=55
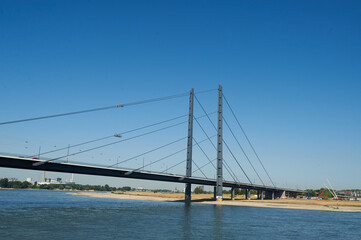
left=265, top=190, right=285, bottom=200
left=185, top=184, right=191, bottom=203
left=245, top=189, right=251, bottom=200
left=261, top=191, right=264, bottom=200
left=257, top=190, right=260, bottom=199
left=213, top=186, right=216, bottom=200
left=231, top=187, right=235, bottom=200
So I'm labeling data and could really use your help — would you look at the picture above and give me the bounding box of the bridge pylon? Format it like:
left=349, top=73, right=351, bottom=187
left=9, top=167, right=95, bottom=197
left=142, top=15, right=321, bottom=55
left=216, top=85, right=223, bottom=201
left=185, top=88, right=194, bottom=203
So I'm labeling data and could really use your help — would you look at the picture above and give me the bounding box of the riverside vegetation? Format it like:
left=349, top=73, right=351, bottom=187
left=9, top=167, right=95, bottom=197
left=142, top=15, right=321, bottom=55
left=1, top=178, right=360, bottom=200
left=0, top=178, right=131, bottom=192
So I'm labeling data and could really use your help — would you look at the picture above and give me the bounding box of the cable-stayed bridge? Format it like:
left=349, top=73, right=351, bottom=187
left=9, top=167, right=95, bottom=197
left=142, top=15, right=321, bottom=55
left=0, top=85, right=304, bottom=201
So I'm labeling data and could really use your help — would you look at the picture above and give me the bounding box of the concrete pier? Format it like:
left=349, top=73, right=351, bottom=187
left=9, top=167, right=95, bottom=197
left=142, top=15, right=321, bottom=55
left=245, top=189, right=251, bottom=200
left=265, top=190, right=287, bottom=199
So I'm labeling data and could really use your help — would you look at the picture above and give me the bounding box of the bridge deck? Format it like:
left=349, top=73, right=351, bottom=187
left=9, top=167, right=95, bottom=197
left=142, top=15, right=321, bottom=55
left=0, top=155, right=304, bottom=194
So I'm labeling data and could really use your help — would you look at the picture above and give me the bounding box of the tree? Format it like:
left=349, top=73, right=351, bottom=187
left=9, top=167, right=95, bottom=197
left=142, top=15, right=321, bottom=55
left=234, top=188, right=246, bottom=195
left=235, top=188, right=242, bottom=195
left=194, top=186, right=204, bottom=194
left=118, top=186, right=131, bottom=191
left=306, top=189, right=317, bottom=197
left=22, top=181, right=31, bottom=188
left=9, top=181, right=28, bottom=189
left=0, top=178, right=9, bottom=188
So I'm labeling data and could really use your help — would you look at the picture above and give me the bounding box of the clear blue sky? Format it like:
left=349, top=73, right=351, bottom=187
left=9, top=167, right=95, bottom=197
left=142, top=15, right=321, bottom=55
left=0, top=0, right=360, bottom=190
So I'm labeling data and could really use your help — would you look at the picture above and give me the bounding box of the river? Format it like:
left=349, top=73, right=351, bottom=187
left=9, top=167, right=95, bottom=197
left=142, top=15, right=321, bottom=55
left=0, top=189, right=360, bottom=239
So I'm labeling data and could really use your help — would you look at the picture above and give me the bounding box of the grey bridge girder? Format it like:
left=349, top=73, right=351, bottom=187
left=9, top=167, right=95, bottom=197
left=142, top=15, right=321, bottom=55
left=0, top=155, right=305, bottom=195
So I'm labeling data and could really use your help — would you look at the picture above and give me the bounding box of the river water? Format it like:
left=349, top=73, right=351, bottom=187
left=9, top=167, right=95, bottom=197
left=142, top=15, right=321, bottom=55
left=0, top=189, right=360, bottom=239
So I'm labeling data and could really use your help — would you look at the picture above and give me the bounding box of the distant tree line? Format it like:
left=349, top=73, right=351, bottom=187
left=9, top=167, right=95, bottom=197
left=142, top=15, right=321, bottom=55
left=0, top=178, right=32, bottom=189
left=0, top=178, right=132, bottom=192
left=2, top=178, right=357, bottom=196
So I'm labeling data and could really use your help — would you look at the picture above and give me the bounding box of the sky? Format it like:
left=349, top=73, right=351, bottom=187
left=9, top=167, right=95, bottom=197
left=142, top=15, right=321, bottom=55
left=0, top=0, right=360, bottom=190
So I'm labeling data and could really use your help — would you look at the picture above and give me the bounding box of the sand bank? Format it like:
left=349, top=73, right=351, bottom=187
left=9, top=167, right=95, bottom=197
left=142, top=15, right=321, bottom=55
left=200, top=199, right=361, bottom=212
left=70, top=191, right=180, bottom=202
left=69, top=191, right=361, bottom=212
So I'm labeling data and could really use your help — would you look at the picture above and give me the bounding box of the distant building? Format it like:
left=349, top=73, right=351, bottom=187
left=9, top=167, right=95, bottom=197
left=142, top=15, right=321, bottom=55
left=336, top=191, right=361, bottom=201
left=65, top=174, right=75, bottom=185
left=37, top=177, right=62, bottom=185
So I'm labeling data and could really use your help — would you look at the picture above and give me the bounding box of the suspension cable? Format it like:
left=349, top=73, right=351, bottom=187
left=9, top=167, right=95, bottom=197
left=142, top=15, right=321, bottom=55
left=192, top=160, right=208, bottom=179
left=194, top=116, right=240, bottom=183
left=132, top=149, right=186, bottom=172
left=223, top=94, right=275, bottom=187
left=149, top=136, right=214, bottom=173
left=193, top=97, right=243, bottom=183
left=192, top=137, right=216, bottom=170
left=33, top=121, right=186, bottom=166
left=30, top=111, right=217, bottom=159
left=223, top=116, right=265, bottom=186
left=1, top=89, right=216, bottom=126
left=194, top=95, right=218, bottom=130
left=223, top=157, right=242, bottom=184
left=0, top=92, right=190, bottom=126
left=162, top=159, right=185, bottom=173
left=223, top=139, right=253, bottom=185
left=162, top=158, right=209, bottom=179
left=193, top=116, right=238, bottom=182
left=193, top=158, right=216, bottom=174
left=29, top=113, right=188, bottom=158
left=109, top=136, right=187, bottom=167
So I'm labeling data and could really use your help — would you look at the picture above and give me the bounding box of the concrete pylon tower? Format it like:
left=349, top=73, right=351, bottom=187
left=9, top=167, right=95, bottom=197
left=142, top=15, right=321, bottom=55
left=185, top=88, right=194, bottom=203
left=216, top=85, right=223, bottom=201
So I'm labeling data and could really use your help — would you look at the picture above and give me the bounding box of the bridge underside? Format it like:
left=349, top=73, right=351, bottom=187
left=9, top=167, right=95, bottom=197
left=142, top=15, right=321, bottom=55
left=0, top=155, right=304, bottom=198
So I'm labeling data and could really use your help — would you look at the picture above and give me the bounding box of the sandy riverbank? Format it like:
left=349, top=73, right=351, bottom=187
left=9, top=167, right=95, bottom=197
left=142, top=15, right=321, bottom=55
left=69, top=191, right=361, bottom=212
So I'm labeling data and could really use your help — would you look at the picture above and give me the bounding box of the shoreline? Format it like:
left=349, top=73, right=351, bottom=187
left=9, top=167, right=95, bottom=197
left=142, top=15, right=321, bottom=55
left=69, top=191, right=361, bottom=212
left=0, top=188, right=83, bottom=191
